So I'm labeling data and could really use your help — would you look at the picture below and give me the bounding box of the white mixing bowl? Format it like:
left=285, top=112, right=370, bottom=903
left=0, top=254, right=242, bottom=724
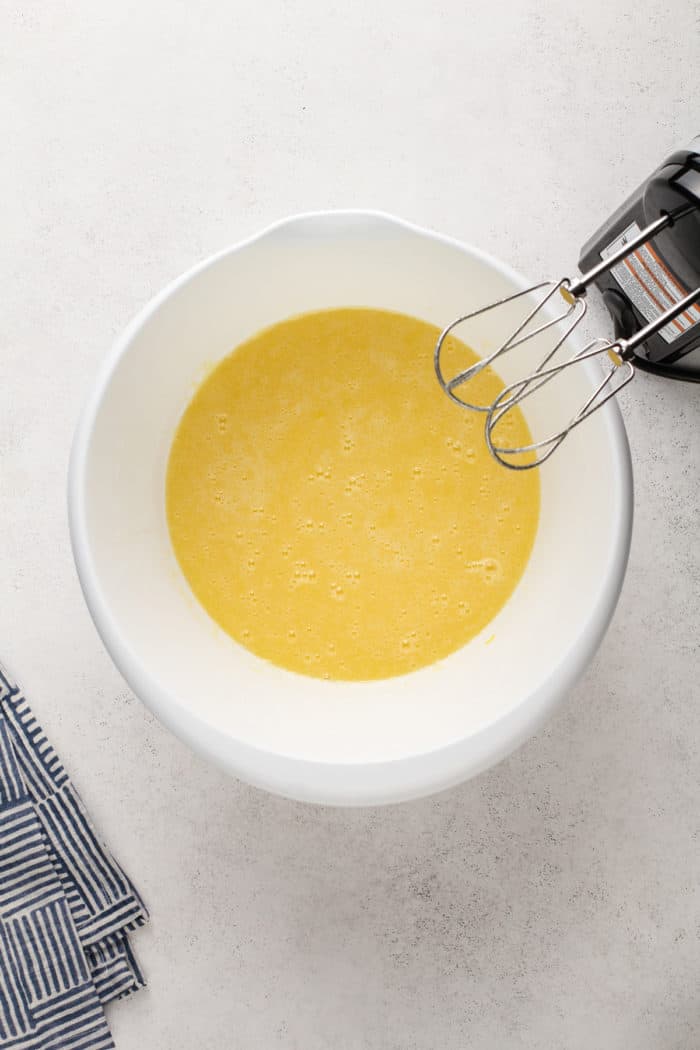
left=68, top=211, right=633, bottom=805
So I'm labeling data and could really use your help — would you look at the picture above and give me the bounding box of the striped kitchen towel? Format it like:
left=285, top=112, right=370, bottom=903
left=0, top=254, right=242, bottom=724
left=0, top=663, right=148, bottom=1049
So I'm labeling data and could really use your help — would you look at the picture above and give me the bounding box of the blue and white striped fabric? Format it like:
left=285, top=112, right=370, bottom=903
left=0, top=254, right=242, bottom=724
left=0, top=663, right=148, bottom=1049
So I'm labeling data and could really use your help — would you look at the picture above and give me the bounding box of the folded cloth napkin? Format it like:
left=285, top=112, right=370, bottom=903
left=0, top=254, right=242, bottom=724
left=0, top=663, right=148, bottom=1049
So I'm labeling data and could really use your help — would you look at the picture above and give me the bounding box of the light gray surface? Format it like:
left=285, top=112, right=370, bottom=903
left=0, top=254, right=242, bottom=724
left=2, top=2, right=699, bottom=1047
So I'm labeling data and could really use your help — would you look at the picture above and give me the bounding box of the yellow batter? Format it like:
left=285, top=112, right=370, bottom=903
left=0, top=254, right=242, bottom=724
left=166, top=308, right=539, bottom=680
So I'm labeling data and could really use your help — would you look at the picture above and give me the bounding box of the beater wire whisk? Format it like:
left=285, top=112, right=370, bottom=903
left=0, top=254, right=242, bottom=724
left=435, top=207, right=700, bottom=469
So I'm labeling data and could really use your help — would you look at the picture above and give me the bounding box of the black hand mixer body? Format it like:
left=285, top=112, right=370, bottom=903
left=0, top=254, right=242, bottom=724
left=579, top=136, right=700, bottom=379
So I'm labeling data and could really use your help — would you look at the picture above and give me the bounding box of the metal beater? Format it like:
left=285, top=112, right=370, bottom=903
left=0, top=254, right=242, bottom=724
left=434, top=207, right=700, bottom=469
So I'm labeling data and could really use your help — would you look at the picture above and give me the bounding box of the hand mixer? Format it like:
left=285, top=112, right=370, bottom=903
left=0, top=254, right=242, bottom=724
left=435, top=137, right=700, bottom=469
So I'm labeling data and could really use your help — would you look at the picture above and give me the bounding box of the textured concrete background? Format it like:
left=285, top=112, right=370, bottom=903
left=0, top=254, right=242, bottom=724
left=2, top=2, right=699, bottom=1047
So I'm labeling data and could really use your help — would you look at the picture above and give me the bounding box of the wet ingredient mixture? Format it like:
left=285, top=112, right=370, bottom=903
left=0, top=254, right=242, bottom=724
left=166, top=308, right=540, bottom=680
